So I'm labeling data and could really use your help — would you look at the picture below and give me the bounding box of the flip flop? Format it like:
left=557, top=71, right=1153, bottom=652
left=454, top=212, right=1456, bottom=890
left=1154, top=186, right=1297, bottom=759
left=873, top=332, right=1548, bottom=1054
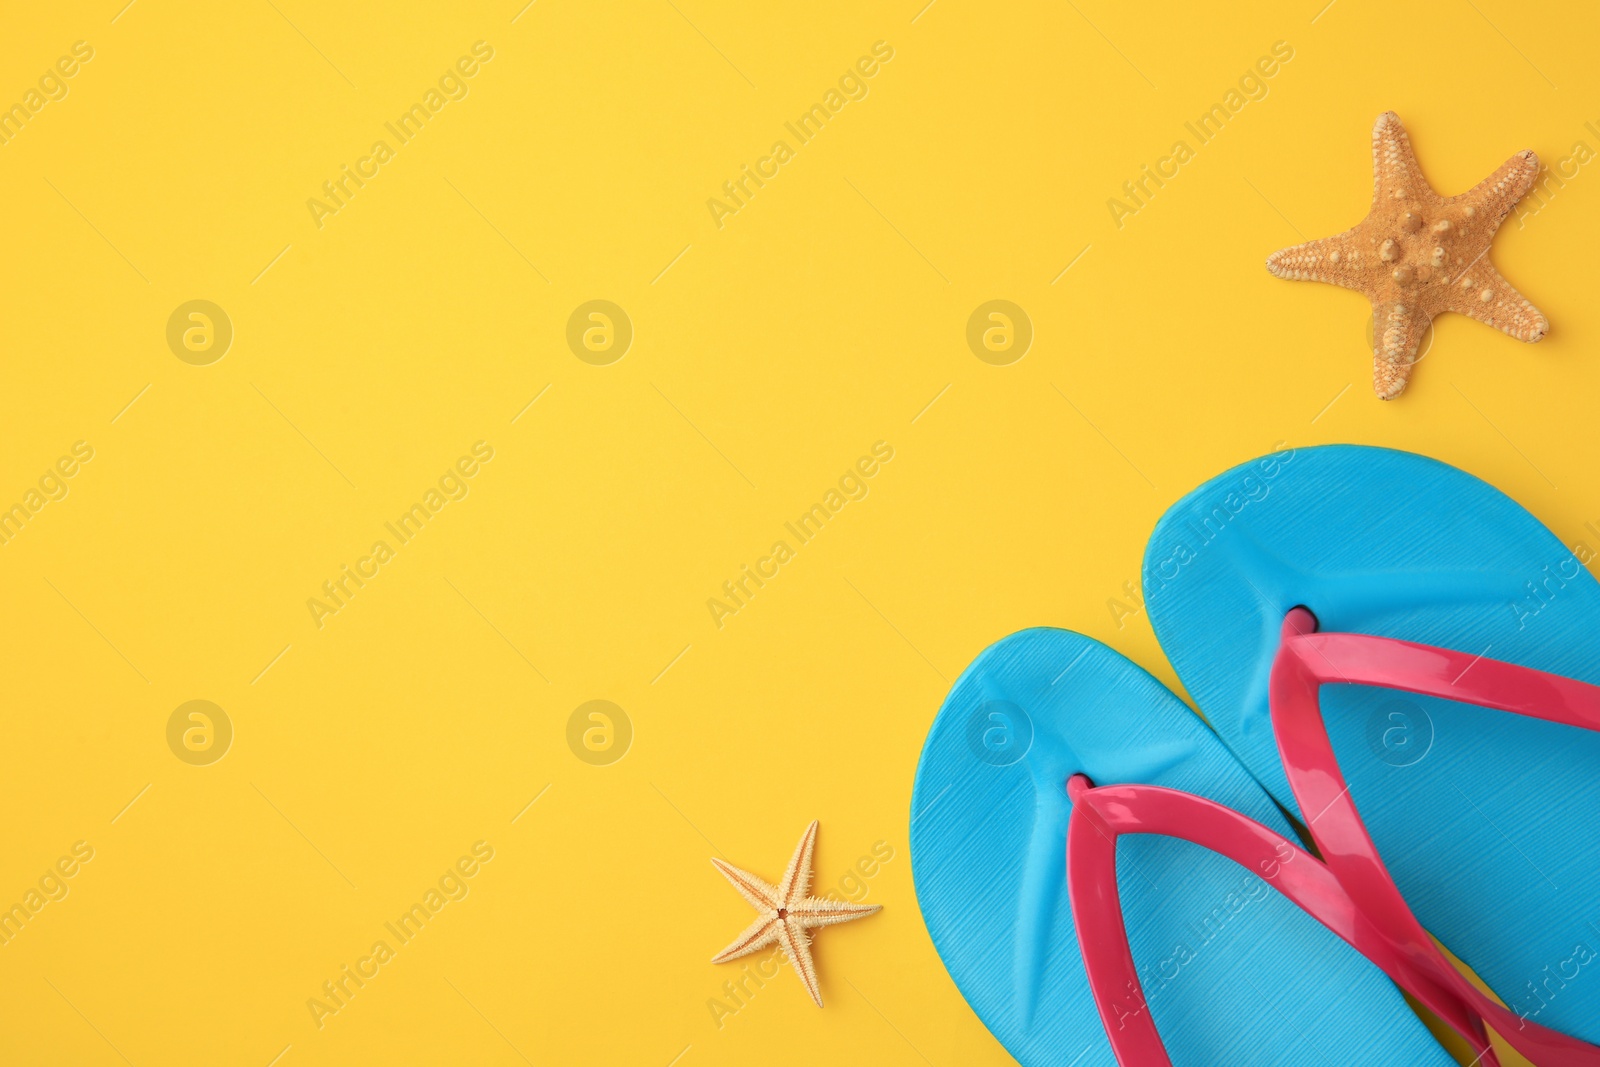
left=1143, top=444, right=1600, bottom=1055
left=908, top=627, right=1465, bottom=1066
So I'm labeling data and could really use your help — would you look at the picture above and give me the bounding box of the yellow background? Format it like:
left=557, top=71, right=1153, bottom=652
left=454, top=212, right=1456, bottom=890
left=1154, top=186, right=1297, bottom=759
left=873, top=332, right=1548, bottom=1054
left=0, top=0, right=1590, bottom=1063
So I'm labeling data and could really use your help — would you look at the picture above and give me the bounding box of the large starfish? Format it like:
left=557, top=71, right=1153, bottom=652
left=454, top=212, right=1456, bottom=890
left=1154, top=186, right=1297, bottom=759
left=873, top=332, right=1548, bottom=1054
left=710, top=821, right=880, bottom=1006
left=1266, top=111, right=1547, bottom=399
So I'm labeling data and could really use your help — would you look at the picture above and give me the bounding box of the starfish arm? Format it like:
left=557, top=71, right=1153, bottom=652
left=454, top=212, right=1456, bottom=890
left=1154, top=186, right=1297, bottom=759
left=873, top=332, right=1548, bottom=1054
left=1440, top=263, right=1549, bottom=342
left=793, top=897, right=882, bottom=930
left=1371, top=111, right=1431, bottom=205
left=1450, top=149, right=1541, bottom=231
left=777, top=821, right=819, bottom=908
left=1265, top=232, right=1363, bottom=289
left=776, top=917, right=824, bottom=1007
left=1371, top=300, right=1432, bottom=400
left=711, top=858, right=780, bottom=910
left=711, top=914, right=780, bottom=963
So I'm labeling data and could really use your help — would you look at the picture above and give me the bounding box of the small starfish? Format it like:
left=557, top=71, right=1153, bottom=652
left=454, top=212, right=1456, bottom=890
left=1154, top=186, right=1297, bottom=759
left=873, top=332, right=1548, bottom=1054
left=710, top=821, right=880, bottom=1007
left=1266, top=111, right=1548, bottom=399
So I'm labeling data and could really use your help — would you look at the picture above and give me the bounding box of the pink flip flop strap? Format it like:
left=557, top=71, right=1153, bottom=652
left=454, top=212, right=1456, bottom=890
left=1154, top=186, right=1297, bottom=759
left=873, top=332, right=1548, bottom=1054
left=1065, top=775, right=1499, bottom=1067
left=1270, top=606, right=1600, bottom=1066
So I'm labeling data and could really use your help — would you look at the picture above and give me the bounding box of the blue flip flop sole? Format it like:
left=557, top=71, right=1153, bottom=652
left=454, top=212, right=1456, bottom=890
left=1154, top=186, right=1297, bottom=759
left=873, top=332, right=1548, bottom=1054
left=909, top=626, right=1456, bottom=1066
left=1143, top=444, right=1600, bottom=1042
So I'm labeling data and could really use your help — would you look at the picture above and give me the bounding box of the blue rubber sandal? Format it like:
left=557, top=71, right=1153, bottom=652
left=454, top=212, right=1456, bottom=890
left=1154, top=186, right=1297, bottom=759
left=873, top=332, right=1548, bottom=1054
left=909, top=627, right=1459, bottom=1066
left=1143, top=444, right=1600, bottom=1047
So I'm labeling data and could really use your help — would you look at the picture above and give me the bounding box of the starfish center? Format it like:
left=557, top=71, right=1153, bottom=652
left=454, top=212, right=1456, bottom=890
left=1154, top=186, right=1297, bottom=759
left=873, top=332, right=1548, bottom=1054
left=1376, top=209, right=1472, bottom=286
left=777, top=908, right=788, bottom=919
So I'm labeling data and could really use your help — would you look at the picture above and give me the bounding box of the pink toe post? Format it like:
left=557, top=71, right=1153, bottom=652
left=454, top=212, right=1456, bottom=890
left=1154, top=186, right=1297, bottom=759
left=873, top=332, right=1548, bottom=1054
left=1065, top=776, right=1500, bottom=1067
left=1270, top=606, right=1600, bottom=1066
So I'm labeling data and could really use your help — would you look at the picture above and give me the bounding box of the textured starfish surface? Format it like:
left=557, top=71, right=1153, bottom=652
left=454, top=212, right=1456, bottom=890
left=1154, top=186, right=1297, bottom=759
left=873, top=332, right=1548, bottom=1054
left=710, top=821, right=880, bottom=1007
left=1266, top=111, right=1547, bottom=399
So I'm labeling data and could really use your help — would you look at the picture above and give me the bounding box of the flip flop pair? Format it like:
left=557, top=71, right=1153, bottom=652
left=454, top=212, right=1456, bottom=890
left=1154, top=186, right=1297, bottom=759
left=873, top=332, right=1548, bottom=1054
left=911, top=445, right=1600, bottom=1066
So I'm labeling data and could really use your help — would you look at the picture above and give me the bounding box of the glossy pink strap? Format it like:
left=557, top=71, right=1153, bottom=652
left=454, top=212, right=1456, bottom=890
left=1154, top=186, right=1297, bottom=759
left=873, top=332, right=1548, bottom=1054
left=1065, top=776, right=1498, bottom=1067
left=1271, top=607, right=1600, bottom=1065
